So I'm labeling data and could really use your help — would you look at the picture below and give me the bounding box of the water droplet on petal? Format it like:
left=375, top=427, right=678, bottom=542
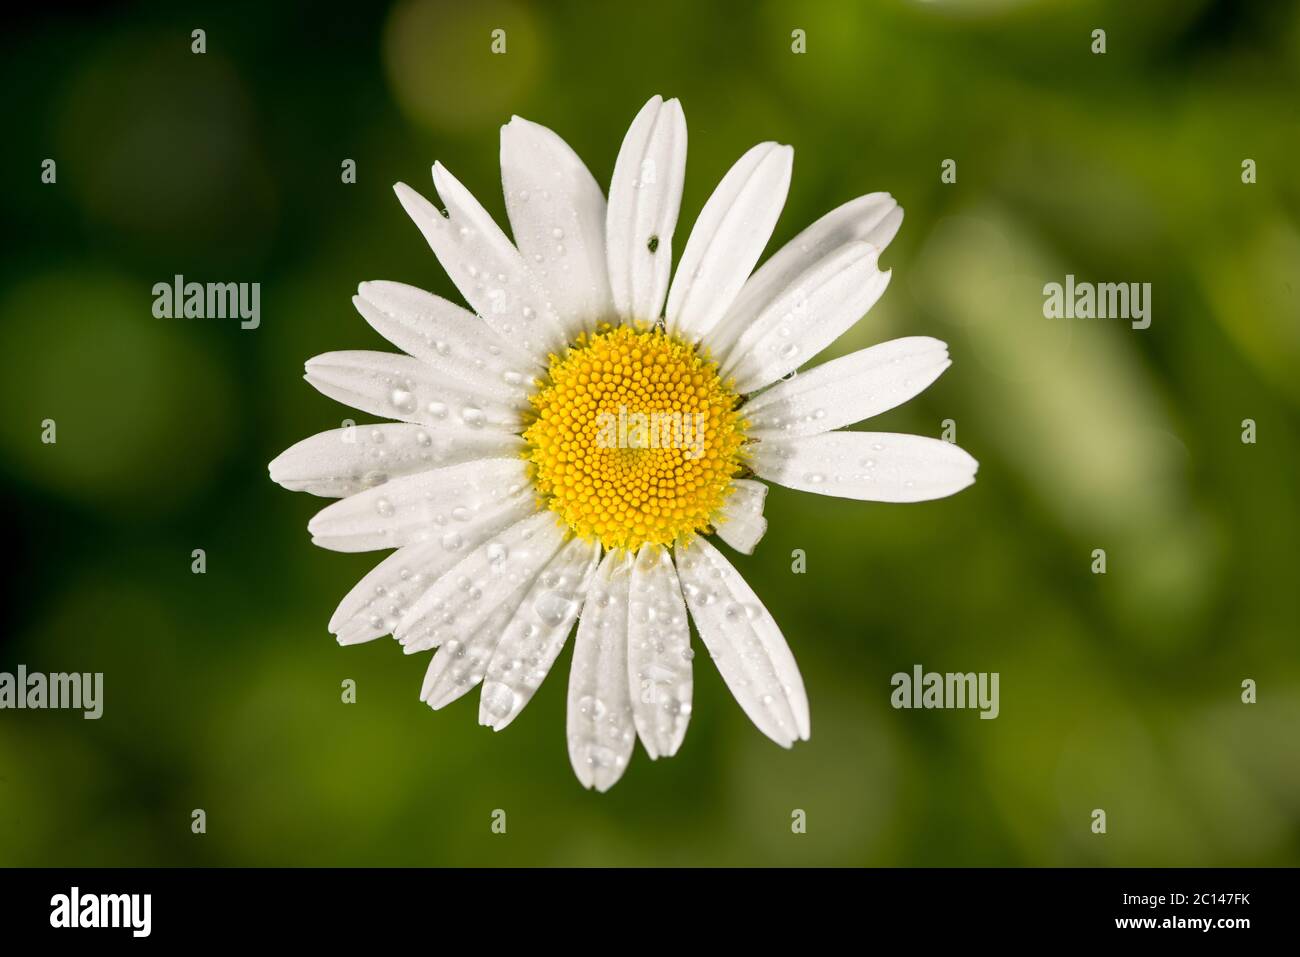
left=390, top=389, right=417, bottom=415
left=481, top=681, right=518, bottom=721
left=533, top=592, right=574, bottom=626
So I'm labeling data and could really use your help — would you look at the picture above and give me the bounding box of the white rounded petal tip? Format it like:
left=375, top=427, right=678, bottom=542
left=676, top=536, right=810, bottom=747
left=752, top=432, right=976, bottom=504
left=713, top=479, right=770, bottom=555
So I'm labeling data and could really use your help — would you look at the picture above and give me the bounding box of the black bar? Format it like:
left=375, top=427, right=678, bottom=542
left=0, top=867, right=1288, bottom=942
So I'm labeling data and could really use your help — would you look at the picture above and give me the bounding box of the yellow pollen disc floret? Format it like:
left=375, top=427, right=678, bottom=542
left=524, top=324, right=746, bottom=552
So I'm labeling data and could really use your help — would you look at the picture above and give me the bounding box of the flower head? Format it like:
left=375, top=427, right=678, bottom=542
left=270, top=95, right=977, bottom=791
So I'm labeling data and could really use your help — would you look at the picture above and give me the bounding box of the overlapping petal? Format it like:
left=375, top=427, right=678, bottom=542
left=675, top=536, right=810, bottom=747
left=304, top=350, right=522, bottom=431
left=719, top=241, right=891, bottom=394
left=712, top=478, right=769, bottom=555
left=306, top=457, right=531, bottom=552
left=269, top=422, right=522, bottom=499
left=500, top=116, right=614, bottom=338
left=479, top=536, right=601, bottom=730
left=704, top=192, right=902, bottom=359
left=666, top=141, right=793, bottom=345
left=742, top=337, right=950, bottom=440
left=394, top=166, right=565, bottom=359
left=396, top=510, right=567, bottom=654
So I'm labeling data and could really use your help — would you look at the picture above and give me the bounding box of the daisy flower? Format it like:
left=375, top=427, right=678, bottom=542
left=269, top=95, right=977, bottom=791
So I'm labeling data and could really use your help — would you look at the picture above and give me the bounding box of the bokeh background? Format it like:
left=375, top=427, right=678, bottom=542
left=1, top=0, right=1297, bottom=866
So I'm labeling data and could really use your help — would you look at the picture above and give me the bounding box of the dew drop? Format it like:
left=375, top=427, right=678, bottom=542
left=481, top=681, right=518, bottom=721
left=534, top=591, right=577, bottom=627
left=390, top=389, right=417, bottom=415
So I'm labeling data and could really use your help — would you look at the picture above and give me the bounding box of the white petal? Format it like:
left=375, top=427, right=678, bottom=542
left=327, top=499, right=533, bottom=646
left=743, top=337, right=950, bottom=439
left=418, top=518, right=569, bottom=709
left=605, top=95, right=687, bottom=324
left=674, top=536, right=809, bottom=747
left=712, top=478, right=768, bottom=555
left=751, top=431, right=978, bottom=503
left=393, top=170, right=564, bottom=359
left=666, top=142, right=793, bottom=345
left=478, top=536, right=601, bottom=730
left=269, top=422, right=523, bottom=498
left=304, top=350, right=521, bottom=431
left=627, top=545, right=692, bottom=759
left=354, top=281, right=541, bottom=403
left=500, top=116, right=613, bottom=338
left=567, top=550, right=636, bottom=791
left=306, top=457, right=532, bottom=552
left=720, top=242, right=891, bottom=394
left=419, top=583, right=529, bottom=709
left=704, top=192, right=902, bottom=358
left=396, top=510, right=567, bottom=655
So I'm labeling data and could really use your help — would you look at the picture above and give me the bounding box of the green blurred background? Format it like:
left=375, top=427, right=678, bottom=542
left=1, top=0, right=1297, bottom=866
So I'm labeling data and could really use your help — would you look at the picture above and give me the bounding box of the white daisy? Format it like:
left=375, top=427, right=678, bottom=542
left=269, top=95, right=977, bottom=791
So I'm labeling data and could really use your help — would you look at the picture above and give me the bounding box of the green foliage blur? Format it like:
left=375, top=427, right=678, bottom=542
left=1, top=0, right=1297, bottom=866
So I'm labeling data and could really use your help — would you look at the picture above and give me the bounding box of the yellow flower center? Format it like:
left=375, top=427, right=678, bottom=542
left=524, top=324, right=746, bottom=552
